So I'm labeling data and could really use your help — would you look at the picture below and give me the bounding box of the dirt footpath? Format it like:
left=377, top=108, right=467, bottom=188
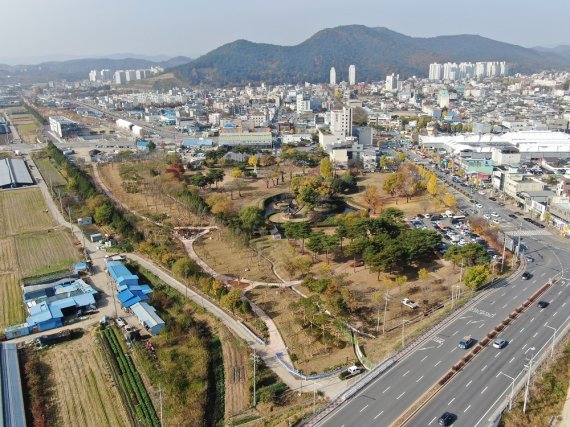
left=42, top=330, right=130, bottom=427
left=220, top=326, right=250, bottom=420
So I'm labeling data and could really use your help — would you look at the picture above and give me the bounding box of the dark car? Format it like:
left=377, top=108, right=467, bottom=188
left=493, top=339, right=508, bottom=349
left=489, top=197, right=497, bottom=201
left=537, top=301, right=549, bottom=308
left=523, top=217, right=533, bottom=222
left=508, top=214, right=517, bottom=219
left=522, top=272, right=532, bottom=280
left=438, top=412, right=456, bottom=426
left=459, top=335, right=475, bottom=349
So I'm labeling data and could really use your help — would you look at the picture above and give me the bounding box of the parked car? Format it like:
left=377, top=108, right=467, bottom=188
left=401, top=298, right=419, bottom=309
left=459, top=335, right=474, bottom=349
left=489, top=197, right=497, bottom=201
left=508, top=214, right=517, bottom=219
left=493, top=339, right=508, bottom=349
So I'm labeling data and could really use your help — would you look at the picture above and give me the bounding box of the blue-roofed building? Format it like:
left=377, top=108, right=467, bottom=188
left=1, top=343, right=27, bottom=427
left=117, top=289, right=149, bottom=308
left=137, top=140, right=151, bottom=150
left=182, top=138, right=213, bottom=148
left=107, top=261, right=139, bottom=288
left=130, top=302, right=165, bottom=335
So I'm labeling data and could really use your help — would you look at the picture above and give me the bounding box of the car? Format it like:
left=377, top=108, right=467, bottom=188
left=526, top=256, right=534, bottom=262
left=491, top=212, right=499, bottom=217
left=483, top=214, right=491, bottom=219
left=438, top=412, right=456, bottom=426
left=401, top=298, right=419, bottom=309
left=478, top=190, right=486, bottom=195
left=476, top=203, right=483, bottom=208
left=489, top=197, right=497, bottom=201
left=493, top=339, right=508, bottom=349
left=423, top=214, right=432, bottom=219
left=523, top=217, right=533, bottom=222
left=522, top=272, right=532, bottom=280
left=459, top=335, right=474, bottom=349
left=492, top=219, right=501, bottom=224
left=498, top=202, right=506, bottom=207
left=508, top=214, right=517, bottom=219
left=537, top=301, right=549, bottom=308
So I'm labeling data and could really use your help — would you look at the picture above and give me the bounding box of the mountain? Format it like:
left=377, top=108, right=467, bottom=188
left=0, top=56, right=192, bottom=83
left=533, top=45, right=570, bottom=60
left=172, top=25, right=570, bottom=86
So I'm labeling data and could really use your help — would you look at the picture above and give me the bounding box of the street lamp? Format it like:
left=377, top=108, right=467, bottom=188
left=451, top=284, right=461, bottom=310
left=523, top=347, right=536, bottom=413
left=545, top=325, right=557, bottom=358
left=498, top=371, right=515, bottom=410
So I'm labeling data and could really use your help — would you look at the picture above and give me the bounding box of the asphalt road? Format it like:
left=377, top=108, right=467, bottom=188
left=317, top=157, right=568, bottom=427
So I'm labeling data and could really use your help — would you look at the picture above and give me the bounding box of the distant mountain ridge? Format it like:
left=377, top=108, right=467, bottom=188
left=0, top=56, right=192, bottom=83
left=533, top=45, right=570, bottom=60
left=172, top=25, right=570, bottom=86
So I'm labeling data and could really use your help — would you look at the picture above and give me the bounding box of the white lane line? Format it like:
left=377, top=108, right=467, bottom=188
left=541, top=272, right=546, bottom=277
left=416, top=375, right=424, bottom=383
left=502, top=304, right=508, bottom=309
left=396, top=391, right=406, bottom=400
left=495, top=352, right=501, bottom=358
left=523, top=287, right=528, bottom=291
left=450, top=347, right=457, bottom=353
left=466, top=380, right=473, bottom=388
left=512, top=295, right=518, bottom=300
left=522, top=344, right=528, bottom=350
left=429, top=417, right=437, bottom=426
left=464, top=405, right=471, bottom=413
left=490, top=300, right=496, bottom=305
left=452, top=330, right=459, bottom=336
left=403, top=370, right=410, bottom=377
left=374, top=411, right=384, bottom=420
left=533, top=332, right=538, bottom=338
left=509, top=357, right=515, bottom=364
left=530, top=317, right=535, bottom=323
left=553, top=311, right=558, bottom=317
left=481, top=364, right=488, bottom=372
left=563, top=302, right=567, bottom=308
left=421, top=355, right=429, bottom=362
left=360, top=404, right=369, bottom=413
left=479, top=323, right=485, bottom=329
left=382, top=386, right=391, bottom=394
left=520, top=327, right=525, bottom=333
left=449, top=397, right=456, bottom=405
left=558, top=291, right=563, bottom=295
left=500, top=292, right=506, bottom=296
left=496, top=372, right=501, bottom=378
left=434, top=360, right=442, bottom=367
left=481, top=386, right=488, bottom=394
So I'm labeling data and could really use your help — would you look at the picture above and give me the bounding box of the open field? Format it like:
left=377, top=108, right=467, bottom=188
left=33, top=155, right=67, bottom=187
left=220, top=326, right=250, bottom=420
left=0, top=187, right=57, bottom=237
left=42, top=330, right=131, bottom=427
left=0, top=237, right=17, bottom=271
left=15, top=231, right=80, bottom=278
left=5, top=110, right=41, bottom=143
left=0, top=272, right=25, bottom=328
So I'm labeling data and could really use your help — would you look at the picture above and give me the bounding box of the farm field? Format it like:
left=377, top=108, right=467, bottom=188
left=0, top=187, right=56, bottom=237
left=42, top=330, right=131, bottom=427
left=33, top=155, right=67, bottom=187
left=0, top=272, right=25, bottom=328
left=4, top=109, right=42, bottom=143
left=15, top=231, right=80, bottom=278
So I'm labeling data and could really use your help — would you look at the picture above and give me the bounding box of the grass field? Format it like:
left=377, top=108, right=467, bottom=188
left=15, top=231, right=80, bottom=278
left=7, top=111, right=41, bottom=143
left=0, top=188, right=57, bottom=237
left=33, top=156, right=67, bottom=187
left=42, top=330, right=131, bottom=427
left=0, top=272, right=25, bottom=328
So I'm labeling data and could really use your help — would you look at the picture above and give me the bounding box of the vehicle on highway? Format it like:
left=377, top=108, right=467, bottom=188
left=526, top=256, right=534, bottom=262
left=438, top=411, right=456, bottom=426
left=401, top=298, right=419, bottom=309
left=493, top=339, right=508, bottom=349
left=537, top=301, right=549, bottom=308
left=458, top=335, right=474, bottom=349
left=522, top=272, right=532, bottom=280
left=508, top=213, right=518, bottom=219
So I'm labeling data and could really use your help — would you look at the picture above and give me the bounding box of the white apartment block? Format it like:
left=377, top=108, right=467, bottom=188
left=385, top=73, right=399, bottom=92
left=429, top=61, right=509, bottom=81
left=330, top=67, right=336, bottom=85
left=348, top=65, right=356, bottom=85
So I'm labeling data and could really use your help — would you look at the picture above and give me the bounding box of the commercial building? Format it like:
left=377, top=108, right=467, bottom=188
left=49, top=115, right=81, bottom=138
left=348, top=65, right=356, bottom=85
left=385, top=74, right=399, bottom=92
left=0, top=343, right=26, bottom=427
left=218, top=131, right=273, bottom=148
left=130, top=302, right=165, bottom=335
left=330, top=67, right=336, bottom=85
left=0, top=158, right=34, bottom=189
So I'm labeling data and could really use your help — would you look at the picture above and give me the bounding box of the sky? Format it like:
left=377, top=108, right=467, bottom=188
left=2, top=0, right=570, bottom=64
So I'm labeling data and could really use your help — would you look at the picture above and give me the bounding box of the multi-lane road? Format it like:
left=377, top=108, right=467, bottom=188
left=316, top=163, right=569, bottom=427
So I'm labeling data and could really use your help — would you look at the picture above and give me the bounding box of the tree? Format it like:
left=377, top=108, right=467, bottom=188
left=206, top=193, right=234, bottom=216
left=383, top=173, right=401, bottom=197
left=94, top=203, right=113, bottom=225
left=396, top=152, right=406, bottom=162
left=284, top=221, right=312, bottom=254
left=190, top=172, right=210, bottom=189
left=220, top=289, right=242, bottom=313
left=239, top=206, right=264, bottom=238
left=231, top=168, right=244, bottom=179
left=306, top=231, right=327, bottom=260
left=363, top=185, right=382, bottom=214
left=442, top=192, right=457, bottom=208
left=464, top=265, right=490, bottom=290
left=147, top=141, right=156, bottom=151
left=206, top=168, right=225, bottom=188
left=418, top=268, right=430, bottom=281
left=352, top=106, right=368, bottom=126
left=172, top=257, right=200, bottom=279
left=248, top=155, right=258, bottom=168
left=380, top=155, right=392, bottom=172
left=320, top=157, right=333, bottom=179
left=426, top=174, right=438, bottom=197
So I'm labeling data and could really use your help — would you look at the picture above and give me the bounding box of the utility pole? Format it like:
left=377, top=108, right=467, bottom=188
left=499, top=372, right=515, bottom=410
left=501, top=234, right=507, bottom=273
left=523, top=347, right=535, bottom=413
left=512, top=223, right=522, bottom=268
left=382, top=291, right=389, bottom=335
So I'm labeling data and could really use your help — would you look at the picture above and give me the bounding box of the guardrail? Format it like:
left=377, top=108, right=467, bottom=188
left=275, top=352, right=345, bottom=381
left=240, top=322, right=267, bottom=346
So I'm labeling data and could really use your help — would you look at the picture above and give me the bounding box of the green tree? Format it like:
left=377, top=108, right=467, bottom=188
left=320, top=157, right=333, bottom=179
left=284, top=222, right=312, bottom=254
left=190, top=172, right=210, bottom=189
left=94, top=203, right=113, bottom=225
left=220, top=289, right=242, bottom=313
left=172, top=257, right=200, bottom=279
left=239, top=206, right=264, bottom=237
left=147, top=141, right=156, bottom=151
left=206, top=168, right=225, bottom=188
left=383, top=173, right=401, bottom=197
left=464, top=265, right=490, bottom=290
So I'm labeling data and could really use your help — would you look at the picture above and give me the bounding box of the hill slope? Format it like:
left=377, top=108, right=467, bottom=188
left=173, top=25, right=569, bottom=85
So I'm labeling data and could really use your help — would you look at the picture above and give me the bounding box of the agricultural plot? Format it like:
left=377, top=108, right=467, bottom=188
left=33, top=156, right=67, bottom=187
left=0, top=272, right=25, bottom=328
left=8, top=112, right=41, bottom=143
left=101, top=327, right=160, bottom=427
left=15, top=231, right=80, bottom=278
left=0, top=188, right=56, bottom=237
left=42, top=331, right=131, bottom=427
left=0, top=237, right=17, bottom=271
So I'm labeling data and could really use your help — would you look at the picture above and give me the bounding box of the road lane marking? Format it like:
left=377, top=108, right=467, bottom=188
left=403, top=370, right=410, bottom=377
left=541, top=272, right=546, bottom=277
left=452, top=330, right=459, bottom=336
left=382, top=386, right=391, bottom=394
left=416, top=375, right=424, bottom=383
left=374, top=411, right=384, bottom=420
left=435, top=360, right=442, bottom=367
left=464, top=405, right=471, bottom=413
left=466, top=380, right=472, bottom=388
left=558, top=291, right=563, bottom=295
left=481, top=386, right=488, bottom=394
left=396, top=391, right=406, bottom=400
left=481, top=364, right=488, bottom=372
left=530, top=317, right=535, bottom=323
left=421, top=355, right=429, bottom=362
left=360, top=404, right=368, bottom=413
left=563, top=302, right=567, bottom=308
left=495, top=352, right=501, bottom=358
left=479, top=323, right=485, bottom=328
left=522, top=344, right=528, bottom=350
left=533, top=332, right=538, bottom=338
left=523, top=287, right=528, bottom=291
left=553, top=311, right=558, bottom=317
left=429, top=417, right=437, bottom=425
left=490, top=300, right=496, bottom=305
left=502, top=304, right=508, bottom=309
left=450, top=347, right=457, bottom=353
left=509, top=357, right=515, bottom=363
left=449, top=397, right=455, bottom=405
left=496, top=372, right=501, bottom=378
left=512, top=295, right=518, bottom=300
left=520, top=328, right=525, bottom=333
left=500, top=292, right=506, bottom=296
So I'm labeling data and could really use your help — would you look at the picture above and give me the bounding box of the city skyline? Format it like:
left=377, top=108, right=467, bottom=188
left=1, top=0, right=570, bottom=64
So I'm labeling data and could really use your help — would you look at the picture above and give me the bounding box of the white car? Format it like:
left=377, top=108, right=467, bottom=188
left=475, top=203, right=483, bottom=208
left=483, top=214, right=491, bottom=219
left=492, top=219, right=501, bottom=224
left=491, top=212, right=499, bottom=217
left=401, top=298, right=419, bottom=309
